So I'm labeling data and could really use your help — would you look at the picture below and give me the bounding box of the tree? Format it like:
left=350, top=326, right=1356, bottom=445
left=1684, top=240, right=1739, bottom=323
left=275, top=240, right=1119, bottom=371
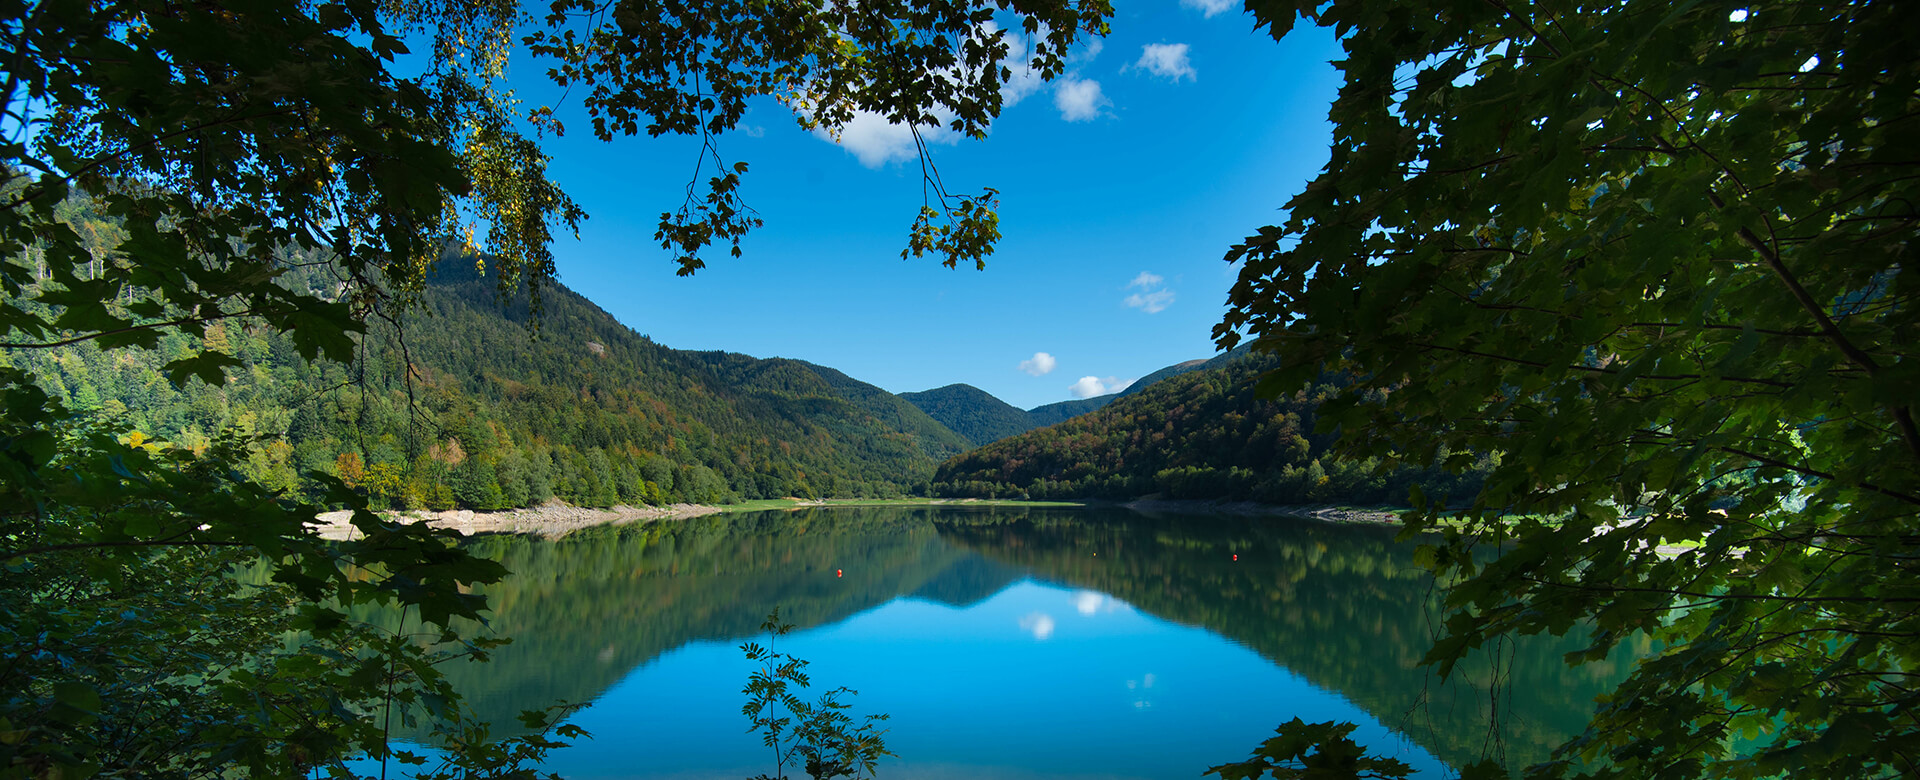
left=3, top=0, right=1112, bottom=774
left=1218, top=0, right=1916, bottom=777
left=742, top=609, right=892, bottom=780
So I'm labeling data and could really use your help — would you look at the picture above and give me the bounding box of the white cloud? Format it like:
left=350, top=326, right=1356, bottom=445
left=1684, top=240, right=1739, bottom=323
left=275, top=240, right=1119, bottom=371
left=816, top=111, right=956, bottom=168
left=1068, top=375, right=1132, bottom=399
left=1004, top=59, right=1045, bottom=107
left=1125, top=271, right=1174, bottom=313
left=741, top=124, right=766, bottom=138
left=1071, top=38, right=1104, bottom=64
left=984, top=22, right=1046, bottom=108
left=1125, top=289, right=1175, bottom=313
left=1135, top=43, right=1197, bottom=82
left=1180, top=0, right=1235, bottom=18
left=1019, top=351, right=1057, bottom=376
left=1053, top=77, right=1109, bottom=122
left=1019, top=612, right=1056, bottom=641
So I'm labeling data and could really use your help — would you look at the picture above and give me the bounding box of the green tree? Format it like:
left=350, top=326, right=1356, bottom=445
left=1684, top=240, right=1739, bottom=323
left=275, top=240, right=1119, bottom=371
left=742, top=609, right=892, bottom=780
left=1218, top=0, right=1916, bottom=777
left=1207, top=719, right=1413, bottom=780
left=3, top=0, right=1114, bottom=773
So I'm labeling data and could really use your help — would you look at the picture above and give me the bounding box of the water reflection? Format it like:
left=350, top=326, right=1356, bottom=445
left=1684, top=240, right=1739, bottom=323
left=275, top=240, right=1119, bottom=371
left=402, top=506, right=1634, bottom=776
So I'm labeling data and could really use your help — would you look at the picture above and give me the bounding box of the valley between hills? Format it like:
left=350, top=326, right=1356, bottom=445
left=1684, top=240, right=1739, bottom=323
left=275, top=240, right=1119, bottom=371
left=15, top=255, right=1484, bottom=522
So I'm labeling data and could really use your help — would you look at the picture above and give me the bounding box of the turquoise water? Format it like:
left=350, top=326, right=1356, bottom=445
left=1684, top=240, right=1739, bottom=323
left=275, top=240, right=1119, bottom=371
left=402, top=506, right=1632, bottom=778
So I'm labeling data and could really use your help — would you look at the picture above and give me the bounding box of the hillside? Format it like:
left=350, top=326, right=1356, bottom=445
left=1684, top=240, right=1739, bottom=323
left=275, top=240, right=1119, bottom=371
left=898, top=384, right=1038, bottom=447
left=1023, top=396, right=1112, bottom=428
left=906, top=347, right=1252, bottom=445
left=9, top=258, right=969, bottom=507
left=932, top=350, right=1488, bottom=504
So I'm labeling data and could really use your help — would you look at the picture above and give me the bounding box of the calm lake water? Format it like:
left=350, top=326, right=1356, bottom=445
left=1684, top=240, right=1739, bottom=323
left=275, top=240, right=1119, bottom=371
left=409, top=506, right=1636, bottom=779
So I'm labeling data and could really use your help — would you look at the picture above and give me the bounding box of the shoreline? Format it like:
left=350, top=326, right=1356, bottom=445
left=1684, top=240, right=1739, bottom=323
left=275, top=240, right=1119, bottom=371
left=1113, top=499, right=1406, bottom=525
left=310, top=497, right=1413, bottom=541
left=312, top=502, right=724, bottom=541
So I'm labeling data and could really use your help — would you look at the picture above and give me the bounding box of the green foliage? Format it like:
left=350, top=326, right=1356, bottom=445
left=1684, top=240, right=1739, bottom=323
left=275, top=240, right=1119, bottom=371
left=10, top=256, right=970, bottom=507
left=0, top=366, right=586, bottom=777
left=1022, top=394, right=1113, bottom=427
left=1219, top=0, right=1919, bottom=776
left=741, top=609, right=891, bottom=780
left=527, top=0, right=1112, bottom=272
left=899, top=383, right=1039, bottom=446
left=906, top=353, right=1232, bottom=446
left=934, top=351, right=1487, bottom=503
left=0, top=0, right=577, bottom=378
left=1207, top=719, right=1413, bottom=780
left=2, top=0, right=1117, bottom=774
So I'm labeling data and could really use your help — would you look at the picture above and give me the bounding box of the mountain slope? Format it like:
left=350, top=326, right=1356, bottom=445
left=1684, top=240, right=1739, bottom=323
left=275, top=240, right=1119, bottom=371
left=908, top=347, right=1257, bottom=444
left=1114, top=344, right=1251, bottom=397
left=1022, top=396, right=1112, bottom=427
left=12, top=259, right=968, bottom=506
left=898, top=384, right=1038, bottom=447
left=932, top=350, right=1487, bottom=504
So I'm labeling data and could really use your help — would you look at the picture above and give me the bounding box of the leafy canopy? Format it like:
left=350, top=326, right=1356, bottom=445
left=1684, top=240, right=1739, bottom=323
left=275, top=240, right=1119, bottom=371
left=3, top=0, right=1112, bottom=370
left=1, top=0, right=1108, bottom=774
left=1220, top=0, right=1917, bottom=777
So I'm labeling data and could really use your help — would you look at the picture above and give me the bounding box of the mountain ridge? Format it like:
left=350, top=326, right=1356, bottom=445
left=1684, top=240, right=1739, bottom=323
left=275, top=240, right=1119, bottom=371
left=931, top=349, right=1487, bottom=504
left=900, top=346, right=1254, bottom=447
left=12, top=256, right=969, bottom=507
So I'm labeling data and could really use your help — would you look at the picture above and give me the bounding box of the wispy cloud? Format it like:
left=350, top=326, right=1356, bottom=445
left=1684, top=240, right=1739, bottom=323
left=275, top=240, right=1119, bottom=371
left=1135, top=43, right=1197, bottom=82
left=1124, top=271, right=1174, bottom=313
left=1180, top=0, right=1235, bottom=18
left=1019, top=351, right=1058, bottom=376
left=1019, top=611, right=1056, bottom=640
left=1125, top=289, right=1175, bottom=313
left=1070, top=38, right=1104, bottom=64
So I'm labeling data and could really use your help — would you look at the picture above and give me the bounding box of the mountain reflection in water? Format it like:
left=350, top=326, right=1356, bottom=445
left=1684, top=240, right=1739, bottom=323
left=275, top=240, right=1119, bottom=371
left=382, top=506, right=1637, bottom=777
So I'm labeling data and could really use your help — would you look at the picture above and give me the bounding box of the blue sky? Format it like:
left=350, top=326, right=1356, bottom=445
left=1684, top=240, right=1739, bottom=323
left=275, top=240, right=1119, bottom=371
left=512, top=2, right=1343, bottom=410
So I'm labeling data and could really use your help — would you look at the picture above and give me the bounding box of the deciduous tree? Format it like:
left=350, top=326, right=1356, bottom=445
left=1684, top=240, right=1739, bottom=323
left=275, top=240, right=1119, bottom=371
left=1219, top=0, right=1917, bottom=776
left=2, top=0, right=1110, bottom=773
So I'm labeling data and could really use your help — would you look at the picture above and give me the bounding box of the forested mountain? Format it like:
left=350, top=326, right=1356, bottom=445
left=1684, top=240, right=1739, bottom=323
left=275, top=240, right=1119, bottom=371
left=905, top=347, right=1250, bottom=445
left=898, top=384, right=1037, bottom=446
left=1022, top=396, right=1112, bottom=427
left=932, top=350, right=1488, bottom=505
left=5, top=257, right=970, bottom=508
left=1120, top=357, right=1210, bottom=395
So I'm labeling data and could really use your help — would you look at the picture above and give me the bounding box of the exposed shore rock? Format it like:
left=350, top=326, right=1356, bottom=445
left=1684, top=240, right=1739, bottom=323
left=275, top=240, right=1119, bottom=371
left=1117, top=499, right=1404, bottom=525
left=311, top=502, right=722, bottom=541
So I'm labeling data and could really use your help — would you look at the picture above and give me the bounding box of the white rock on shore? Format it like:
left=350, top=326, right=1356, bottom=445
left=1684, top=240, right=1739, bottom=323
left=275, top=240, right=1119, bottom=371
left=310, top=502, right=722, bottom=541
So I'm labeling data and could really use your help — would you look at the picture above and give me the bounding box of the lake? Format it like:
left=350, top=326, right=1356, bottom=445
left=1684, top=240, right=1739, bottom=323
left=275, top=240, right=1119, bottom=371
left=401, top=505, right=1637, bottom=779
